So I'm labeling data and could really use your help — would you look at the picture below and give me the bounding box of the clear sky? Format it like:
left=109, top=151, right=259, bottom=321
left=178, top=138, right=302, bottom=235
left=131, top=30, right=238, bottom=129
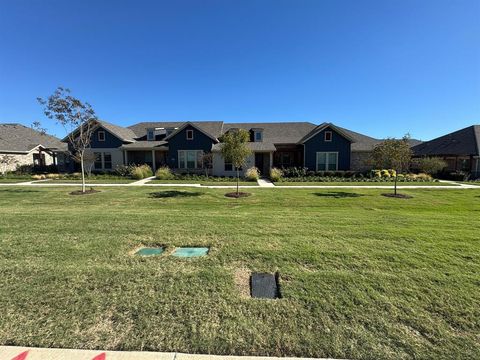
left=0, top=0, right=479, bottom=140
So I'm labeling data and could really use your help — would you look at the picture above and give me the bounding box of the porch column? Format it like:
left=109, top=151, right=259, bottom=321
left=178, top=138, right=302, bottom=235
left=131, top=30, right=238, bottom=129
left=152, top=150, right=156, bottom=171
left=269, top=152, right=273, bottom=169
left=124, top=150, right=128, bottom=165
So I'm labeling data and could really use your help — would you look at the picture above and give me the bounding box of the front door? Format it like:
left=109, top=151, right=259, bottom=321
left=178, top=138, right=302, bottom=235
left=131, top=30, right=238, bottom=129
left=255, top=152, right=270, bottom=175
left=255, top=153, right=264, bottom=174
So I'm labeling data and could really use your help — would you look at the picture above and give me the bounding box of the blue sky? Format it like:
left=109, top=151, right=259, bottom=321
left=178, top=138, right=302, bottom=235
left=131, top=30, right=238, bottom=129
left=0, top=0, right=479, bottom=140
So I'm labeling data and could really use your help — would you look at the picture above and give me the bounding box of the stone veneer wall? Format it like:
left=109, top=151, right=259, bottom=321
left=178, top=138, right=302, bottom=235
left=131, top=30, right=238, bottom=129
left=0, top=150, right=54, bottom=173
left=350, top=151, right=373, bottom=172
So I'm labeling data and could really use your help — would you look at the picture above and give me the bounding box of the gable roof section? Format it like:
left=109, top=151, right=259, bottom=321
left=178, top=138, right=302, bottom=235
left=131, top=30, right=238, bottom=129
left=62, top=119, right=137, bottom=143
left=412, top=125, right=480, bottom=156
left=298, top=122, right=356, bottom=144
left=129, top=121, right=224, bottom=140
left=0, top=123, right=65, bottom=152
left=162, top=121, right=223, bottom=141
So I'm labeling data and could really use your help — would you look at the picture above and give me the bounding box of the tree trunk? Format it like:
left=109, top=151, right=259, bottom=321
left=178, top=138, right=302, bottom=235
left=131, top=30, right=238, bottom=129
left=80, top=152, right=86, bottom=193
left=236, top=167, right=239, bottom=196
left=394, top=171, right=398, bottom=195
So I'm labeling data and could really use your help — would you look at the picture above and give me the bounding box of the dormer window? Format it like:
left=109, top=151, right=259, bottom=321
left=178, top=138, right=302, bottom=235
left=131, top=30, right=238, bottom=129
left=98, top=130, right=105, bottom=142
left=254, top=129, right=263, bottom=142
left=324, top=131, right=332, bottom=142
left=186, top=129, right=194, bottom=140
left=147, top=128, right=155, bottom=141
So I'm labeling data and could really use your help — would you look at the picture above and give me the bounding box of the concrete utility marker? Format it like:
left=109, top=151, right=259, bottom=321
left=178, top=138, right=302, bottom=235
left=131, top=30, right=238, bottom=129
left=0, top=346, right=339, bottom=360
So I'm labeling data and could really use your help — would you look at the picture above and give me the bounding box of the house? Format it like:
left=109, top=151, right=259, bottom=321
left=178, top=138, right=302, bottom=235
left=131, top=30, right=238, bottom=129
left=66, top=119, right=386, bottom=175
left=412, top=125, right=480, bottom=178
left=0, top=123, right=66, bottom=172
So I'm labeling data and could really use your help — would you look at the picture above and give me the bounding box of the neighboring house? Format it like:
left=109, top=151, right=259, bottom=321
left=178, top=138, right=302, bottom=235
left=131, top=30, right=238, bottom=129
left=412, top=125, right=480, bottom=178
left=0, top=123, right=66, bottom=172
left=64, top=119, right=387, bottom=175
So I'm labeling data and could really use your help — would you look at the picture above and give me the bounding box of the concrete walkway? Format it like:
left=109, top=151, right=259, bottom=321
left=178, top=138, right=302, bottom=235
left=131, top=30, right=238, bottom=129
left=0, top=180, right=478, bottom=190
left=130, top=176, right=156, bottom=185
left=0, top=346, right=336, bottom=360
left=257, top=178, right=275, bottom=187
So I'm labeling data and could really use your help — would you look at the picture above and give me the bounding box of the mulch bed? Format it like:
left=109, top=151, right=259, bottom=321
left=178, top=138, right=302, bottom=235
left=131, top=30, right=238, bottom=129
left=225, top=192, right=251, bottom=198
left=69, top=189, right=100, bottom=196
left=382, top=193, right=413, bottom=199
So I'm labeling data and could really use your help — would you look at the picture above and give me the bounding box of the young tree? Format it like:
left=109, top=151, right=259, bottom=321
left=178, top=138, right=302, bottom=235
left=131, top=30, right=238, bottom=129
left=0, top=154, right=17, bottom=175
left=219, top=129, right=252, bottom=196
left=371, top=135, right=413, bottom=196
left=201, top=152, right=213, bottom=178
left=37, top=87, right=98, bottom=193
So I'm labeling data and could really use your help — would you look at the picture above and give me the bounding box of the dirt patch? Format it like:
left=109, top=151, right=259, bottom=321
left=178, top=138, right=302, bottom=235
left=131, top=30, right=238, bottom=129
left=234, top=268, right=251, bottom=298
left=225, top=192, right=251, bottom=198
left=382, top=193, right=413, bottom=199
left=69, top=189, right=100, bottom=195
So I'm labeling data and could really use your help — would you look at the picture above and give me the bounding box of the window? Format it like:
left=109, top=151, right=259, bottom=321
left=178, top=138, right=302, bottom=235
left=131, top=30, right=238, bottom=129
left=254, top=131, right=263, bottom=142
left=316, top=152, right=338, bottom=171
left=98, top=131, right=105, bottom=142
left=178, top=150, right=203, bottom=169
left=104, top=152, right=112, bottom=169
left=224, top=160, right=233, bottom=171
left=94, top=152, right=102, bottom=170
left=324, top=131, right=332, bottom=142
left=147, top=129, right=155, bottom=141
left=186, top=129, right=194, bottom=140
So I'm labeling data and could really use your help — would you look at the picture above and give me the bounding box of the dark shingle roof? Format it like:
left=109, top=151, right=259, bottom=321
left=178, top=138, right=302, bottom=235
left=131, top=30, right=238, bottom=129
left=128, top=121, right=224, bottom=139
left=212, top=141, right=277, bottom=152
left=121, top=141, right=168, bottom=149
left=412, top=125, right=480, bottom=156
left=0, top=123, right=65, bottom=152
left=97, top=120, right=136, bottom=142
left=222, top=122, right=317, bottom=144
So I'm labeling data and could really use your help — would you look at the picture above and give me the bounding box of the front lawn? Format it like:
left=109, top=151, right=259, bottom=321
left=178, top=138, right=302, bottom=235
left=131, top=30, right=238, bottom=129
left=0, top=187, right=478, bottom=359
left=149, top=179, right=256, bottom=186
left=44, top=178, right=136, bottom=184
left=276, top=181, right=456, bottom=186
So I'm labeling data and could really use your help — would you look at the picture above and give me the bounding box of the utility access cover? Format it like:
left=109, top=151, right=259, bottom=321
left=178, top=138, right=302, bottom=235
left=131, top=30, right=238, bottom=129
left=250, top=272, right=281, bottom=299
left=135, top=247, right=165, bottom=256
left=172, top=247, right=209, bottom=257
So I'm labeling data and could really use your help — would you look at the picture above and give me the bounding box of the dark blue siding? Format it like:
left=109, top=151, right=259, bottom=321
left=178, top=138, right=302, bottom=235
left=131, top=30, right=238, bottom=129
left=89, top=127, right=124, bottom=148
left=303, top=127, right=351, bottom=171
left=167, top=125, right=216, bottom=168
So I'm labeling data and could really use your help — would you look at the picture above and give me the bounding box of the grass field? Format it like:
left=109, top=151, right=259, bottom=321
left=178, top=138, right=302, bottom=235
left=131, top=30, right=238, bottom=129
left=149, top=179, right=256, bottom=186
left=0, top=186, right=478, bottom=359
left=275, top=181, right=454, bottom=186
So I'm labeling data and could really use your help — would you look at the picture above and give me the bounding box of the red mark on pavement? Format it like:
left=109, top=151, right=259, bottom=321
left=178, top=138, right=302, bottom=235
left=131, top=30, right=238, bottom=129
left=11, top=351, right=29, bottom=360
left=92, top=353, right=106, bottom=360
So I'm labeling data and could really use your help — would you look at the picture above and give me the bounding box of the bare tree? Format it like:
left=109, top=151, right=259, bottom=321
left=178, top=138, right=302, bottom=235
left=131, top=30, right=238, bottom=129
left=0, top=154, right=17, bottom=175
left=83, top=152, right=96, bottom=177
left=38, top=87, right=98, bottom=193
left=371, top=135, right=413, bottom=196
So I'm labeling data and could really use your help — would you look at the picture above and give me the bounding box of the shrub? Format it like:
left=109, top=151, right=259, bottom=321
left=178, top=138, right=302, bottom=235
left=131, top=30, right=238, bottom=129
left=131, top=165, right=152, bottom=180
left=415, top=173, right=433, bottom=181
left=31, top=174, right=43, bottom=180
left=413, top=157, right=447, bottom=175
left=155, top=166, right=174, bottom=180
left=381, top=169, right=391, bottom=178
left=282, top=167, right=308, bottom=178
left=269, top=167, right=283, bottom=182
left=45, top=173, right=60, bottom=179
left=245, top=167, right=260, bottom=181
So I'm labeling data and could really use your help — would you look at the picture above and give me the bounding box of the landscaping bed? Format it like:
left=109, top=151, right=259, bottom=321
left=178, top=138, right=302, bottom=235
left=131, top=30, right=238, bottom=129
left=0, top=187, right=478, bottom=359
left=276, top=181, right=455, bottom=186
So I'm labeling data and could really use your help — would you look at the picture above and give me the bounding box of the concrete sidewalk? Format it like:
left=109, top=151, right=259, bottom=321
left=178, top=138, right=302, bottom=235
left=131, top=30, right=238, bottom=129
left=0, top=346, right=336, bottom=360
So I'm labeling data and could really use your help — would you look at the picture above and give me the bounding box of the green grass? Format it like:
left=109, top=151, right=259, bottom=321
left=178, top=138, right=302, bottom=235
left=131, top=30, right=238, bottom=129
left=0, top=186, right=479, bottom=359
left=149, top=179, right=256, bottom=186
left=45, top=178, right=135, bottom=184
left=276, top=181, right=454, bottom=186
left=0, top=178, right=29, bottom=183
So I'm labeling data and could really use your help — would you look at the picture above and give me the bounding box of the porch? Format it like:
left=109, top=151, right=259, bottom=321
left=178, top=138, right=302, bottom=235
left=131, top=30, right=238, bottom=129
left=122, top=141, right=169, bottom=171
